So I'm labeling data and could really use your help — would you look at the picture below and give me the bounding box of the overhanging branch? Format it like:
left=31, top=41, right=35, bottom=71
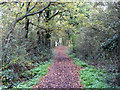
left=6, top=2, right=51, bottom=43
left=0, top=2, right=7, bottom=5
left=46, top=11, right=59, bottom=22
left=46, top=10, right=67, bottom=22
left=26, top=2, right=38, bottom=14
left=15, top=2, right=51, bottom=25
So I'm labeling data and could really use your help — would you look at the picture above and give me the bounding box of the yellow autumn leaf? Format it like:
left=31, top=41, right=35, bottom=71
left=1, top=76, right=3, bottom=79
left=74, top=15, right=77, bottom=17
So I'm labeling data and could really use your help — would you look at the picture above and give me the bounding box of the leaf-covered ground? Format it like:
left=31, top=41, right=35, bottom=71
left=34, top=46, right=83, bottom=88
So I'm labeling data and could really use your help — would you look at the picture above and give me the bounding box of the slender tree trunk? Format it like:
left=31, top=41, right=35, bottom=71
left=25, top=18, right=29, bottom=38
left=25, top=2, right=30, bottom=38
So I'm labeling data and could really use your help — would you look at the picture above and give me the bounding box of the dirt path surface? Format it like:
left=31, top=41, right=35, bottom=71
left=34, top=46, right=83, bottom=88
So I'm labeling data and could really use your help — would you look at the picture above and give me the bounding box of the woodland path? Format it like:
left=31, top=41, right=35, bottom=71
left=34, top=46, right=83, bottom=88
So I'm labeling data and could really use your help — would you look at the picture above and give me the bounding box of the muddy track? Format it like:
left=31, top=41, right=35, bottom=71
left=34, top=46, right=83, bottom=88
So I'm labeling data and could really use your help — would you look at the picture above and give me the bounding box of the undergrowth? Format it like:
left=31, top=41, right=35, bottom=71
left=1, top=59, right=53, bottom=88
left=15, top=59, right=53, bottom=88
left=74, top=58, right=110, bottom=88
left=69, top=54, right=111, bottom=88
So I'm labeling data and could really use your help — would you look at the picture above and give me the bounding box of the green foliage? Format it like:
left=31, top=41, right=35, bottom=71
left=15, top=59, right=53, bottom=88
left=68, top=54, right=74, bottom=59
left=1, top=69, right=19, bottom=88
left=101, top=33, right=118, bottom=51
left=1, top=59, right=53, bottom=89
left=74, top=58, right=88, bottom=67
left=74, top=58, right=111, bottom=88
left=80, top=67, right=109, bottom=88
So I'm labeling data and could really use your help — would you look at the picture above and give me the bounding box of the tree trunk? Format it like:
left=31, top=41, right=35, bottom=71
left=25, top=18, right=29, bottom=38
left=45, top=32, right=51, bottom=48
left=44, top=9, right=51, bottom=48
left=25, top=2, right=30, bottom=38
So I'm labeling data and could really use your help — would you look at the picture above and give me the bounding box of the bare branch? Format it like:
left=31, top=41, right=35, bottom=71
left=15, top=2, right=51, bottom=25
left=20, top=3, right=24, bottom=9
left=46, top=11, right=59, bottom=22
left=0, top=2, right=7, bottom=5
left=26, top=2, right=38, bottom=14
left=46, top=10, right=67, bottom=22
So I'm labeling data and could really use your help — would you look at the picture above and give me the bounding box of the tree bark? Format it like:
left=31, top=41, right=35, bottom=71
left=25, top=18, right=29, bottom=38
left=25, top=2, right=30, bottom=38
